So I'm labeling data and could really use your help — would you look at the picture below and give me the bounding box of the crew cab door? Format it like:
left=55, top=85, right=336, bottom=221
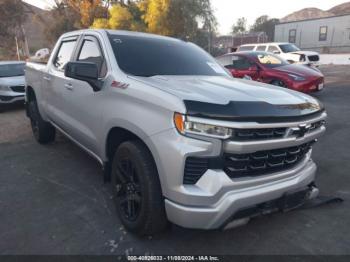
left=225, top=55, right=260, bottom=80
left=59, top=35, right=108, bottom=154
left=45, top=36, right=79, bottom=130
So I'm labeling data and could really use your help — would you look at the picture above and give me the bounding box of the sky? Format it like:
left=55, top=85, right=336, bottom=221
left=24, top=0, right=349, bottom=35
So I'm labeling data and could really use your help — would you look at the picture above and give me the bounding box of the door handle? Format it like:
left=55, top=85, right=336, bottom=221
left=43, top=76, right=51, bottom=81
left=64, top=83, right=73, bottom=90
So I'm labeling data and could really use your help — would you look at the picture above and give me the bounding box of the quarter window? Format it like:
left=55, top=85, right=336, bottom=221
left=53, top=40, right=77, bottom=70
left=319, top=26, right=328, bottom=41
left=289, top=29, right=296, bottom=43
left=78, top=38, right=107, bottom=77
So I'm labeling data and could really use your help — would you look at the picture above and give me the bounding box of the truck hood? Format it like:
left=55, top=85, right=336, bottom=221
left=291, top=50, right=319, bottom=56
left=0, top=75, right=25, bottom=86
left=131, top=75, right=324, bottom=122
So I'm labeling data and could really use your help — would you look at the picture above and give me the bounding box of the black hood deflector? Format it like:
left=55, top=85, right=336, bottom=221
left=184, top=100, right=324, bottom=123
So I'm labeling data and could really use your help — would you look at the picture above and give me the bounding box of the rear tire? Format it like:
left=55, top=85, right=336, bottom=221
left=111, top=140, right=168, bottom=235
left=28, top=99, right=56, bottom=144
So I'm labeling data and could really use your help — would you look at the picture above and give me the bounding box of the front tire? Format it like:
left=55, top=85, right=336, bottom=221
left=111, top=141, right=168, bottom=235
left=271, top=79, right=286, bottom=88
left=28, top=99, right=56, bottom=144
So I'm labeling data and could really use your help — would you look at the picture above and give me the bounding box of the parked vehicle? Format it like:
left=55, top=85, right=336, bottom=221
left=0, top=61, right=26, bottom=111
left=25, top=30, right=326, bottom=235
left=216, top=51, right=324, bottom=93
left=237, top=43, right=320, bottom=66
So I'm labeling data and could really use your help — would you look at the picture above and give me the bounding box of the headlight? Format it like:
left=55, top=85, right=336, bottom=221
left=174, top=113, right=232, bottom=139
left=0, top=85, right=10, bottom=91
left=288, top=74, right=306, bottom=81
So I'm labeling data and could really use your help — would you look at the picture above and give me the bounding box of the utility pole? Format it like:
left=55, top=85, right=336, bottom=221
left=15, top=37, right=20, bottom=61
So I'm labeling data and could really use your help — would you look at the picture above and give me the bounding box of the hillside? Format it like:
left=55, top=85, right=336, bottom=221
left=22, top=2, right=52, bottom=52
left=329, top=2, right=350, bottom=15
left=280, top=1, right=350, bottom=22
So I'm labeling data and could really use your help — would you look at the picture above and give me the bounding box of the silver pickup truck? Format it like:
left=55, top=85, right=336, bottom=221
left=25, top=29, right=326, bottom=235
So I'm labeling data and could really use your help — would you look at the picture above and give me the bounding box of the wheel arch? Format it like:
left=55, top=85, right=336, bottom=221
left=104, top=126, right=161, bottom=184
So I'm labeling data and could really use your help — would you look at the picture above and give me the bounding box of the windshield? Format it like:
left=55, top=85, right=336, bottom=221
left=254, top=53, right=288, bottom=68
left=279, top=44, right=300, bottom=53
left=108, top=34, right=228, bottom=77
left=0, top=63, right=25, bottom=78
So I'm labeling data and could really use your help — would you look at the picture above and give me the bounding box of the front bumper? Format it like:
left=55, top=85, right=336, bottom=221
left=289, top=77, right=324, bottom=93
left=0, top=90, right=25, bottom=104
left=165, top=159, right=317, bottom=229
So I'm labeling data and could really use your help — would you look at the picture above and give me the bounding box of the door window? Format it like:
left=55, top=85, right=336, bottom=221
left=226, top=56, right=252, bottom=70
left=267, top=45, right=279, bottom=53
left=77, top=38, right=107, bottom=77
left=256, top=45, right=267, bottom=51
left=53, top=40, right=77, bottom=71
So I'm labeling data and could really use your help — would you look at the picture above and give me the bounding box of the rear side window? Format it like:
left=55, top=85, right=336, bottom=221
left=53, top=40, right=77, bottom=71
left=256, top=45, right=266, bottom=51
left=238, top=45, right=255, bottom=51
left=77, top=38, right=107, bottom=77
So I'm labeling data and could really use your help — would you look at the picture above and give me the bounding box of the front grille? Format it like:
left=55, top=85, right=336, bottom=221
left=232, top=128, right=286, bottom=141
left=224, top=142, right=313, bottom=178
left=10, top=85, right=25, bottom=93
left=308, top=55, right=319, bottom=62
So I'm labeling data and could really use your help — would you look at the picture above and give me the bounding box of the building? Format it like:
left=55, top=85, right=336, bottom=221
left=214, top=32, right=268, bottom=53
left=274, top=14, right=350, bottom=53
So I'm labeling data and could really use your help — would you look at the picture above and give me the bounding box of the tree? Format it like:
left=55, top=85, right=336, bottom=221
left=44, top=1, right=80, bottom=45
left=250, top=15, right=279, bottom=41
left=140, top=0, right=172, bottom=35
left=91, top=2, right=146, bottom=31
left=66, top=0, right=106, bottom=28
left=140, top=0, right=217, bottom=52
left=231, top=17, right=247, bottom=34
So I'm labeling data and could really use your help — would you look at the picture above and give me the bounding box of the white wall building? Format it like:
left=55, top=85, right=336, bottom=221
left=275, top=14, right=350, bottom=53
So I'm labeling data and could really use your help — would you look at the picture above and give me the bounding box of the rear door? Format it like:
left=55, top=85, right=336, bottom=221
left=59, top=34, right=108, bottom=154
left=45, top=36, right=79, bottom=129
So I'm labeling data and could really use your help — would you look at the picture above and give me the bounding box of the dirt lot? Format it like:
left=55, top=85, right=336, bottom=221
left=0, top=65, right=350, bottom=255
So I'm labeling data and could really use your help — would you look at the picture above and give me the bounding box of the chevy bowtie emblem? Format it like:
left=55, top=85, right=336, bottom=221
left=296, top=124, right=311, bottom=138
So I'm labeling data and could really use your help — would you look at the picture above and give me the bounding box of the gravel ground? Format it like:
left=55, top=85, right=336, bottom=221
left=0, top=65, right=349, bottom=255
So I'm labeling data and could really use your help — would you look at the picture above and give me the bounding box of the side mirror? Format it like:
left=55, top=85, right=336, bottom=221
left=273, top=50, right=281, bottom=54
left=65, top=62, right=101, bottom=92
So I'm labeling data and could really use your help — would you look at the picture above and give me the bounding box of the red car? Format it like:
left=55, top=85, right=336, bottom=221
left=216, top=51, right=324, bottom=93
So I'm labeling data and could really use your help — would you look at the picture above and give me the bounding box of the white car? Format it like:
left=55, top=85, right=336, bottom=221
left=237, top=43, right=320, bottom=66
left=0, top=61, right=26, bottom=112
